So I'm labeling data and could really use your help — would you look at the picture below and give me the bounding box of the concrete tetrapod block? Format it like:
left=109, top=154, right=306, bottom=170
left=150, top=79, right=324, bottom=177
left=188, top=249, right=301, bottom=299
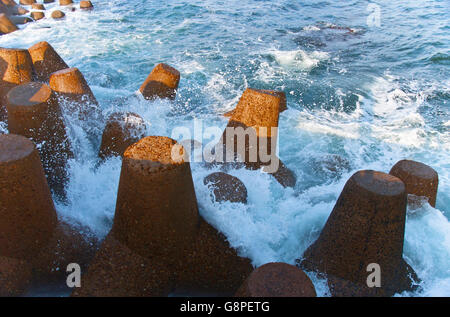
left=19, top=0, right=34, bottom=5
left=220, top=88, right=296, bottom=187
left=204, top=172, right=248, bottom=203
left=0, top=134, right=58, bottom=261
left=79, top=0, right=92, bottom=9
left=49, top=67, right=101, bottom=132
left=111, top=136, right=199, bottom=268
left=30, top=11, right=44, bottom=20
left=298, top=170, right=419, bottom=296
left=59, top=0, right=72, bottom=5
left=49, top=67, right=98, bottom=106
left=28, top=41, right=69, bottom=82
left=31, top=3, right=43, bottom=10
left=0, top=256, right=33, bottom=296
left=32, top=220, right=98, bottom=286
left=51, top=9, right=64, bottom=19
left=390, top=159, right=439, bottom=207
left=0, top=48, right=32, bottom=116
left=139, top=63, right=180, bottom=100
left=235, top=262, right=316, bottom=297
left=6, top=82, right=73, bottom=199
left=71, top=233, right=173, bottom=297
left=175, top=218, right=253, bottom=295
left=0, top=48, right=32, bottom=121
left=98, top=112, right=147, bottom=160
left=224, top=90, right=287, bottom=118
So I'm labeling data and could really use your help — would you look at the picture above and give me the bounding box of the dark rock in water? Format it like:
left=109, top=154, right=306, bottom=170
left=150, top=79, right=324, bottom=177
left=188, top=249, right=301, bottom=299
left=43, top=0, right=54, bottom=3
left=293, top=35, right=326, bottom=48
left=28, top=41, right=69, bottom=82
left=80, top=0, right=92, bottom=9
left=235, top=262, right=316, bottom=297
left=298, top=170, right=420, bottom=297
left=6, top=82, right=73, bottom=199
left=0, top=13, right=18, bottom=34
left=0, top=134, right=58, bottom=261
left=310, top=154, right=351, bottom=178
left=30, top=11, right=44, bottom=20
left=0, top=256, right=33, bottom=296
left=139, top=63, right=180, bottom=100
left=71, top=233, right=173, bottom=297
left=204, top=172, right=248, bottom=203
left=390, top=159, right=439, bottom=207
left=51, top=9, right=65, bottom=19
left=98, top=112, right=147, bottom=160
left=175, top=218, right=253, bottom=295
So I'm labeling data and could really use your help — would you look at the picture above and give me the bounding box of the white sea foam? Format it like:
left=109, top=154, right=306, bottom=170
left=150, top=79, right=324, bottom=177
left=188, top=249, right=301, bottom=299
left=268, top=49, right=330, bottom=71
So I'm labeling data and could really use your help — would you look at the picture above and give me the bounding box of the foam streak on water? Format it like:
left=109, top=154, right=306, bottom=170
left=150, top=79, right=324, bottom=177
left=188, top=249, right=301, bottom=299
left=0, top=0, right=449, bottom=296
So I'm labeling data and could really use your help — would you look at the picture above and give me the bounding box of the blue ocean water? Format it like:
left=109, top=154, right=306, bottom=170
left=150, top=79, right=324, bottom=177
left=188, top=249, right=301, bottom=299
left=0, top=0, right=449, bottom=296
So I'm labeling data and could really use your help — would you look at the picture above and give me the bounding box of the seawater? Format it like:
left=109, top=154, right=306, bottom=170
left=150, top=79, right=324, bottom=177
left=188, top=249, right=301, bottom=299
left=0, top=0, right=449, bottom=297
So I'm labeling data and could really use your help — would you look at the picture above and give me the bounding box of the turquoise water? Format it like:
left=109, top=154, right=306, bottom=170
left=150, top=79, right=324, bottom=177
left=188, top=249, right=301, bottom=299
left=0, top=0, right=449, bottom=296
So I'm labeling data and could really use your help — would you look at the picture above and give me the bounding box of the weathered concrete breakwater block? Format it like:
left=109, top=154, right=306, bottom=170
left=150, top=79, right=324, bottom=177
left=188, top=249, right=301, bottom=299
left=51, top=9, right=64, bottom=19
left=6, top=82, right=73, bottom=198
left=0, top=48, right=32, bottom=121
left=112, top=137, right=199, bottom=265
left=59, top=0, right=72, bottom=5
left=98, top=112, right=146, bottom=160
left=175, top=218, right=253, bottom=294
left=29, top=41, right=69, bottom=82
left=30, top=11, right=44, bottom=20
left=74, top=137, right=252, bottom=296
left=49, top=67, right=101, bottom=124
left=31, top=220, right=98, bottom=285
left=224, top=90, right=287, bottom=118
left=31, top=3, right=44, bottom=10
left=0, top=13, right=17, bottom=34
left=221, top=88, right=296, bottom=188
left=49, top=67, right=98, bottom=107
left=0, top=134, right=97, bottom=294
left=1, top=0, right=28, bottom=16
left=0, top=134, right=58, bottom=261
left=235, top=262, right=316, bottom=297
left=0, top=255, right=33, bottom=296
left=298, top=170, right=419, bottom=296
left=204, top=172, right=248, bottom=204
left=19, top=0, right=34, bottom=5
left=79, top=0, right=92, bottom=9
left=390, top=159, right=439, bottom=207
left=139, top=63, right=180, bottom=100
left=71, top=233, right=173, bottom=297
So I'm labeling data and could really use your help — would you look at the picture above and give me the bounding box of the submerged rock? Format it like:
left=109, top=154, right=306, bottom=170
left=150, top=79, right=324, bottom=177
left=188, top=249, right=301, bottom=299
left=204, top=172, right=248, bottom=204
left=235, top=262, right=316, bottom=297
